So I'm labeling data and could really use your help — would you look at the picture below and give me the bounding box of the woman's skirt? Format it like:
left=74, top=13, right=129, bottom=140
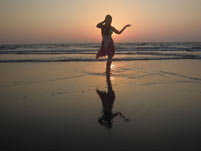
left=96, top=38, right=115, bottom=58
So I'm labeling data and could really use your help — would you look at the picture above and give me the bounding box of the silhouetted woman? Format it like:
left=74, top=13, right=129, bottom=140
left=96, top=15, right=131, bottom=73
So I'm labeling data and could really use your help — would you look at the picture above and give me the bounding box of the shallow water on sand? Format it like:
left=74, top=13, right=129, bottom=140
left=0, top=60, right=201, bottom=150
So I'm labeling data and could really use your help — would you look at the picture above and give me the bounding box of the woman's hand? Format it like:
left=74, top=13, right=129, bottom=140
left=125, top=24, right=131, bottom=28
left=97, top=20, right=106, bottom=28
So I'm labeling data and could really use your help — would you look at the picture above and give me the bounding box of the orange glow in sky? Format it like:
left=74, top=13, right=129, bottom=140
left=0, top=0, right=201, bottom=44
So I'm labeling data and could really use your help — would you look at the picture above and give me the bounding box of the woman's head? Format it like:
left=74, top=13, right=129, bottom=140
left=105, top=15, right=112, bottom=25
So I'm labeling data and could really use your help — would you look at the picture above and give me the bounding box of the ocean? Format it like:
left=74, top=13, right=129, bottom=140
left=0, top=42, right=201, bottom=63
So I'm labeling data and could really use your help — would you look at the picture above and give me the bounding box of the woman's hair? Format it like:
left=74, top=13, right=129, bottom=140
left=105, top=15, right=112, bottom=25
left=102, top=15, right=112, bottom=36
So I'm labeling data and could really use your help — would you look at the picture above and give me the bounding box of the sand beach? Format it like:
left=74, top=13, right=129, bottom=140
left=0, top=59, right=201, bottom=150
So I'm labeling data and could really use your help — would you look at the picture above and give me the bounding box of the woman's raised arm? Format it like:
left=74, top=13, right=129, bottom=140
left=112, top=24, right=131, bottom=34
left=96, top=21, right=105, bottom=28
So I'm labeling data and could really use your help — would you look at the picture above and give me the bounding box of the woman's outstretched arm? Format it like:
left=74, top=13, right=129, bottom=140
left=112, top=24, right=131, bottom=34
left=96, top=21, right=105, bottom=28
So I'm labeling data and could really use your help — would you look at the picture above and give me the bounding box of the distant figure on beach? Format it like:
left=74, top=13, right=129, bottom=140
left=96, top=72, right=130, bottom=130
left=96, top=15, right=131, bottom=73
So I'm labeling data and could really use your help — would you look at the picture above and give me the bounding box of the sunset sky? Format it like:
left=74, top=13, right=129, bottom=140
left=0, top=0, right=201, bottom=44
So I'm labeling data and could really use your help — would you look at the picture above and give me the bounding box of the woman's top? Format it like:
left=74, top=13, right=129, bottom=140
left=96, top=25, right=115, bottom=58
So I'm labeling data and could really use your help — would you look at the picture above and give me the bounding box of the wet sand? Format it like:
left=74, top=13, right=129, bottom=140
left=0, top=60, right=201, bottom=150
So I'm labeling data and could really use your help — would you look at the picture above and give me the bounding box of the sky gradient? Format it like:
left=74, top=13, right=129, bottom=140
left=0, top=0, right=201, bottom=44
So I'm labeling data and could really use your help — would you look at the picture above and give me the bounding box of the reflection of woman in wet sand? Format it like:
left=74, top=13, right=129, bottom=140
left=96, top=72, right=130, bottom=129
left=96, top=15, right=131, bottom=74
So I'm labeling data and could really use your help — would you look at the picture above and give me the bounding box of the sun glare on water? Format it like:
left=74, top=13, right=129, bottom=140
left=111, top=63, right=115, bottom=70
left=110, top=63, right=116, bottom=81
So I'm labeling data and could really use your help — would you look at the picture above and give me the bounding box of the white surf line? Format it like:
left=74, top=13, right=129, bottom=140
left=124, top=63, right=200, bottom=83
left=47, top=74, right=87, bottom=82
left=160, top=71, right=201, bottom=82
left=0, top=74, right=87, bottom=87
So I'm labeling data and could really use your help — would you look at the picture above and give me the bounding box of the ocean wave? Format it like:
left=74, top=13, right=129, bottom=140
left=0, top=42, right=201, bottom=53
left=0, top=42, right=201, bottom=63
left=0, top=55, right=200, bottom=63
left=0, top=48, right=201, bottom=55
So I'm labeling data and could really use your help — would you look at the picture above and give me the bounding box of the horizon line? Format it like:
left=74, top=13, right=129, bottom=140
left=1, top=41, right=201, bottom=45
